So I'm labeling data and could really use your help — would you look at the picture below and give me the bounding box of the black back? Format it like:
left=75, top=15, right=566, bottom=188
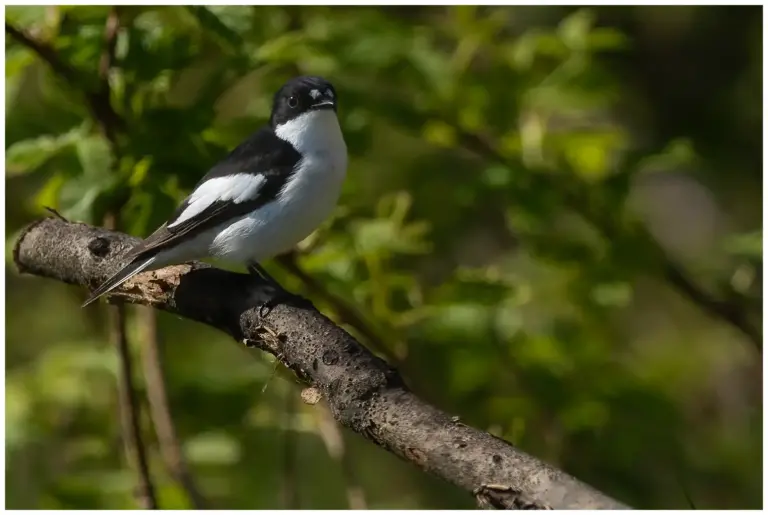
left=125, top=127, right=301, bottom=260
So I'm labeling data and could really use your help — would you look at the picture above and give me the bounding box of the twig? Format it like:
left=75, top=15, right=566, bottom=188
left=12, top=218, right=631, bottom=510
left=43, top=206, right=69, bottom=222
left=314, top=403, right=368, bottom=509
left=138, top=307, right=207, bottom=509
left=664, top=262, right=761, bottom=353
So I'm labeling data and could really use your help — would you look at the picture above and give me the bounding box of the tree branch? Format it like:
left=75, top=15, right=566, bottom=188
left=313, top=402, right=368, bottom=509
left=454, top=127, right=762, bottom=351
left=13, top=218, right=630, bottom=510
left=138, top=307, right=207, bottom=509
left=5, top=20, right=125, bottom=139
left=663, top=262, right=761, bottom=352
left=109, top=299, right=158, bottom=509
left=276, top=252, right=402, bottom=365
left=365, top=87, right=761, bottom=351
left=103, top=213, right=158, bottom=510
left=5, top=21, right=78, bottom=83
left=282, top=386, right=300, bottom=509
left=96, top=8, right=122, bottom=145
left=95, top=12, right=158, bottom=509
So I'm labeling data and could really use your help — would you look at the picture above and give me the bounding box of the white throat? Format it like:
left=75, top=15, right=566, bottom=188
left=274, top=109, right=347, bottom=166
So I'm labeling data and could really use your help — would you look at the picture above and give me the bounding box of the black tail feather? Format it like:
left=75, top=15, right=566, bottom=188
left=82, top=256, right=157, bottom=307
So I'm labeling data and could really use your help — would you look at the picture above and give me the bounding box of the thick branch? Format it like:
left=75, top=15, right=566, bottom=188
left=13, top=218, right=630, bottom=510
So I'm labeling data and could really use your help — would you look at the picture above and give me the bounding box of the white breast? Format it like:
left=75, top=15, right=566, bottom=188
left=209, top=109, right=348, bottom=264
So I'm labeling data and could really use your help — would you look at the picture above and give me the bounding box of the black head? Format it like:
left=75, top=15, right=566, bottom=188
left=269, top=76, right=338, bottom=127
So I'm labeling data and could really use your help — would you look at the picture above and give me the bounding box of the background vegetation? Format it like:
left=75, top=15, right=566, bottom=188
left=5, top=5, right=762, bottom=509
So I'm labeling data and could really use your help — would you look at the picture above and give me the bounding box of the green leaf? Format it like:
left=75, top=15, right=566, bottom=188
left=590, top=282, right=632, bottom=307
left=5, top=6, right=48, bottom=26
left=422, top=120, right=457, bottom=148
left=558, top=9, right=595, bottom=51
left=6, top=127, right=84, bottom=176
left=76, top=134, right=114, bottom=179
left=724, top=230, right=762, bottom=259
left=185, top=432, right=241, bottom=465
left=5, top=46, right=36, bottom=79
left=589, top=27, right=630, bottom=51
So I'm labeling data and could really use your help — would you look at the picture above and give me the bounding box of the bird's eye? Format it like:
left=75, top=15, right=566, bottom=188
left=287, top=96, right=299, bottom=108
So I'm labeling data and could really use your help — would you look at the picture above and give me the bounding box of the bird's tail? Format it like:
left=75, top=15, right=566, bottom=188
left=82, top=256, right=158, bottom=307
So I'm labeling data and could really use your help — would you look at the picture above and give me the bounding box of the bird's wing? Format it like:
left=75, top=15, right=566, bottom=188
left=124, top=127, right=301, bottom=261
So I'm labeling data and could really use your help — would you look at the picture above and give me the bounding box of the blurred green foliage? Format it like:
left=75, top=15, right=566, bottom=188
left=5, top=5, right=762, bottom=509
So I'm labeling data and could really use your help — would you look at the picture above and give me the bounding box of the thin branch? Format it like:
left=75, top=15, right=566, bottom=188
left=314, top=403, right=368, bottom=509
left=97, top=8, right=122, bottom=145
left=109, top=303, right=158, bottom=509
left=95, top=11, right=158, bottom=509
left=9, top=10, right=195, bottom=510
left=138, top=307, right=207, bottom=509
left=282, top=385, right=300, bottom=509
left=276, top=252, right=401, bottom=365
left=663, top=262, right=761, bottom=352
left=365, top=89, right=761, bottom=351
left=5, top=20, right=125, bottom=139
left=98, top=9, right=120, bottom=90
left=104, top=214, right=158, bottom=510
left=13, top=218, right=631, bottom=510
left=454, top=121, right=763, bottom=351
left=4, top=21, right=78, bottom=83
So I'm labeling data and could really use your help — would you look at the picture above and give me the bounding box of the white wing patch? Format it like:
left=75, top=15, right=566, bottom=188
left=325, top=89, right=334, bottom=99
left=167, top=173, right=265, bottom=228
left=309, top=89, right=321, bottom=99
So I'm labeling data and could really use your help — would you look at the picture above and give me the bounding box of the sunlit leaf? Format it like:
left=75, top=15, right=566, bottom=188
left=6, top=127, right=84, bottom=176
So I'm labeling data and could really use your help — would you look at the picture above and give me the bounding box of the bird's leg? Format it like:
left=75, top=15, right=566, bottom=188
left=247, top=262, right=281, bottom=290
left=247, top=261, right=313, bottom=318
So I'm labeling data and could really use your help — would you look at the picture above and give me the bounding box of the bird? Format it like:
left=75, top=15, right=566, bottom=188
left=82, top=75, right=348, bottom=308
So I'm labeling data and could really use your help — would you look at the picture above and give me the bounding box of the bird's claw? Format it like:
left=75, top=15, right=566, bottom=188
left=259, top=299, right=276, bottom=319
left=258, top=290, right=313, bottom=319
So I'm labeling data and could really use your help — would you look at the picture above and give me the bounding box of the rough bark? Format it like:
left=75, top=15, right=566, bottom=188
left=13, top=217, right=630, bottom=510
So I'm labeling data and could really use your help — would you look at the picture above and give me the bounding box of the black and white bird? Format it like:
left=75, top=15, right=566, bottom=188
left=82, top=76, right=347, bottom=307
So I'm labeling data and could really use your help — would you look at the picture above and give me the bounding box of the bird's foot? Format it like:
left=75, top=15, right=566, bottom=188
left=247, top=262, right=281, bottom=289
left=258, top=288, right=313, bottom=319
left=246, top=262, right=313, bottom=318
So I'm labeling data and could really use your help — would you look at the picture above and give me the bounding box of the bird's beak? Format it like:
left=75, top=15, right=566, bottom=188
left=311, top=99, right=335, bottom=109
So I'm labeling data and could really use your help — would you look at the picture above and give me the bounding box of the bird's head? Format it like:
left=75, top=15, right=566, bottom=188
left=270, top=76, right=338, bottom=128
left=270, top=76, right=345, bottom=159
